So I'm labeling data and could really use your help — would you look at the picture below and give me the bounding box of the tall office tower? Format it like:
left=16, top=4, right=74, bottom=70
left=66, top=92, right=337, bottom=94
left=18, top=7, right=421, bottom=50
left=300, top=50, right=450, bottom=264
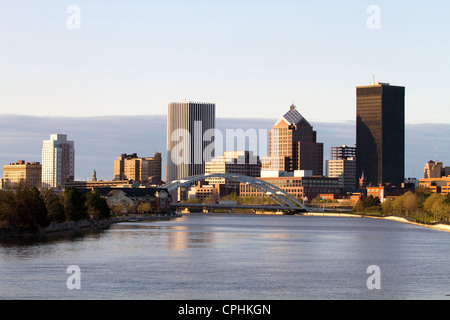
left=114, top=152, right=162, bottom=185
left=326, top=145, right=356, bottom=190
left=166, top=101, right=215, bottom=182
left=41, top=134, right=75, bottom=190
left=262, top=104, right=323, bottom=176
left=356, top=82, right=405, bottom=187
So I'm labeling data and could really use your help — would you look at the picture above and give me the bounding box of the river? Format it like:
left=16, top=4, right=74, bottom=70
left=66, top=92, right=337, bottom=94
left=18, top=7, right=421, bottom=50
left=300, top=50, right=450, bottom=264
left=1, top=214, right=449, bottom=300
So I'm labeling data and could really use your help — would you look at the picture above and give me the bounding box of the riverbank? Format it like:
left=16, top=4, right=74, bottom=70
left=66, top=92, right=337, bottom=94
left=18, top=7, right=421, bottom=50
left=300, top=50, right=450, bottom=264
left=0, top=214, right=182, bottom=239
left=304, top=211, right=450, bottom=233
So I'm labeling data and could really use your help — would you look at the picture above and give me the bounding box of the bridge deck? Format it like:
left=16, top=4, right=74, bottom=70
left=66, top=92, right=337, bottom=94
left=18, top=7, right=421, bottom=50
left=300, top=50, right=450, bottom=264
left=170, top=203, right=308, bottom=212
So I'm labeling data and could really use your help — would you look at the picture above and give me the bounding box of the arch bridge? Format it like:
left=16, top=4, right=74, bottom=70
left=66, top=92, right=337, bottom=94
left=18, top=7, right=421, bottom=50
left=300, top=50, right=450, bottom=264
left=162, top=173, right=308, bottom=212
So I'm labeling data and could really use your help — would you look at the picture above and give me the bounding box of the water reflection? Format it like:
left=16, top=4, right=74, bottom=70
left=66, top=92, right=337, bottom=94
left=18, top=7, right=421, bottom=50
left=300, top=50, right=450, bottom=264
left=0, top=228, right=107, bottom=259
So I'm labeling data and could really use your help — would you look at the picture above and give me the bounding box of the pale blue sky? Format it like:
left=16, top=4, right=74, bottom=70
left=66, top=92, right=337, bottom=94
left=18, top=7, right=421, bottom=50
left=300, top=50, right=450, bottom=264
left=1, top=1, right=449, bottom=123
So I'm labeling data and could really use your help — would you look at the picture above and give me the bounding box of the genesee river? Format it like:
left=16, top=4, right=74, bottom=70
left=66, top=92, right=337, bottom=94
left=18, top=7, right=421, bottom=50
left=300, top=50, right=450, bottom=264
left=1, top=214, right=450, bottom=300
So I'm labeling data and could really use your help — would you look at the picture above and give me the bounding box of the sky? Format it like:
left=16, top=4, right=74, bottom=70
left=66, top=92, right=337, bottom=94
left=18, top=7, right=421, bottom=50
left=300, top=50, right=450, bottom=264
left=1, top=0, right=449, bottom=123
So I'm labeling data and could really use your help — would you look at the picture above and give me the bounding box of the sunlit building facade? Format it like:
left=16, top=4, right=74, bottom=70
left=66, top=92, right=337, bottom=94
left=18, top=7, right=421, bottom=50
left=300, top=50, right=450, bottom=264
left=41, top=134, right=75, bottom=190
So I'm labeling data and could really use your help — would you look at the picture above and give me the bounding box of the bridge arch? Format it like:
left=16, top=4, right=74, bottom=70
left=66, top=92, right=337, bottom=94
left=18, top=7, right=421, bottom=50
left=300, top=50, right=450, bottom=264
left=162, top=173, right=307, bottom=211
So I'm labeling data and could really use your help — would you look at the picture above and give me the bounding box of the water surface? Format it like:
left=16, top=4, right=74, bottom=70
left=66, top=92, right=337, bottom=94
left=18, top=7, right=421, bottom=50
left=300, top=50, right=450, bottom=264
left=1, top=214, right=449, bottom=300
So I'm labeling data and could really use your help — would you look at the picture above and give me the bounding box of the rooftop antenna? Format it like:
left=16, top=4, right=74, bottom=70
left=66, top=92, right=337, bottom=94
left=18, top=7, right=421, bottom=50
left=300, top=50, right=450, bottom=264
left=435, top=142, right=437, bottom=162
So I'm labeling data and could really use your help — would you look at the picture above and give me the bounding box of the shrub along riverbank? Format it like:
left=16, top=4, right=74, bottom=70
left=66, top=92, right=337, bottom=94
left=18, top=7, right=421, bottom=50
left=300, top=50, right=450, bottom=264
left=353, top=186, right=450, bottom=225
left=0, top=185, right=111, bottom=232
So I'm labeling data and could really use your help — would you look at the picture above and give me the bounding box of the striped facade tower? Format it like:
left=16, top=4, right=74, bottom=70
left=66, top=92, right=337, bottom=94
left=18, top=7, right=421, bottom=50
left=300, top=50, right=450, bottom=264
left=166, top=101, right=215, bottom=182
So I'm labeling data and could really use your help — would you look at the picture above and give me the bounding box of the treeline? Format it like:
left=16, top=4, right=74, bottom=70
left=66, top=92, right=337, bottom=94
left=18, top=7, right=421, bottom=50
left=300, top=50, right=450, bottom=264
left=354, top=187, right=450, bottom=224
left=0, top=185, right=110, bottom=230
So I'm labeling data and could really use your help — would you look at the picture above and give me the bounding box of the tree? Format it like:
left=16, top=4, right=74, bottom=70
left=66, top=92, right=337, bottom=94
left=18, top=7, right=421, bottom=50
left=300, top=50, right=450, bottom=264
left=353, top=199, right=366, bottom=212
left=0, top=190, right=18, bottom=228
left=203, top=195, right=216, bottom=204
left=41, top=188, right=66, bottom=223
left=62, top=187, right=88, bottom=221
left=30, top=187, right=50, bottom=227
left=423, top=193, right=450, bottom=222
left=137, top=203, right=152, bottom=214
left=402, top=192, right=419, bottom=217
left=363, top=195, right=381, bottom=208
left=382, top=197, right=395, bottom=215
left=85, top=189, right=111, bottom=220
left=0, top=184, right=49, bottom=229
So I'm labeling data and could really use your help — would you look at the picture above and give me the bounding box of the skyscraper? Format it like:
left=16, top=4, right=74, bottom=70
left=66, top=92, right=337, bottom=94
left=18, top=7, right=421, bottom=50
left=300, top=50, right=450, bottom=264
left=356, top=82, right=405, bottom=187
left=41, top=134, right=75, bottom=190
left=166, top=101, right=215, bottom=182
left=262, top=104, right=323, bottom=176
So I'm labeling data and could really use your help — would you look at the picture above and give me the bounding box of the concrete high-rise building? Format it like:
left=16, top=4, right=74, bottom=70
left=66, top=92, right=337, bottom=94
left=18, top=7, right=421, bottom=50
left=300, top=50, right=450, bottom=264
left=166, top=101, right=215, bottom=182
left=326, top=145, right=356, bottom=191
left=41, top=134, right=75, bottom=190
left=262, top=104, right=323, bottom=176
left=356, top=82, right=405, bottom=187
left=2, top=160, right=42, bottom=190
left=114, top=152, right=162, bottom=185
left=205, top=151, right=261, bottom=195
left=423, top=160, right=450, bottom=179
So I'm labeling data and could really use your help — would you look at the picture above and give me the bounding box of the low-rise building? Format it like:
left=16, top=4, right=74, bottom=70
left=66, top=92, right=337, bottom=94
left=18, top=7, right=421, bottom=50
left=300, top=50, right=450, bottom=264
left=205, top=151, right=261, bottom=196
left=114, top=152, right=162, bottom=185
left=366, top=183, right=415, bottom=203
left=239, top=170, right=340, bottom=203
left=2, top=160, right=42, bottom=189
left=419, top=177, right=450, bottom=195
left=187, top=182, right=220, bottom=203
left=79, top=187, right=171, bottom=214
left=65, top=180, right=132, bottom=189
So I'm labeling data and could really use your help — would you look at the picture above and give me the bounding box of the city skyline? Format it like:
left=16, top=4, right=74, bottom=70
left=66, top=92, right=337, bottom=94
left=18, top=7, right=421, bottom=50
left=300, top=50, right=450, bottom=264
left=1, top=111, right=447, bottom=183
left=0, top=1, right=449, bottom=124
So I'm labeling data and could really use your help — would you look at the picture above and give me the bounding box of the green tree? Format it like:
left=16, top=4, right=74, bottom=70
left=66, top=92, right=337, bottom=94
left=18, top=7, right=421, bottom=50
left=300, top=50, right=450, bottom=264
left=402, top=192, right=419, bottom=217
left=423, top=193, right=442, bottom=221
left=62, top=187, right=88, bottom=221
left=41, top=188, right=66, bottom=223
left=381, top=197, right=395, bottom=215
left=363, top=195, right=381, bottom=208
left=85, top=189, right=111, bottom=220
left=0, top=184, right=49, bottom=229
left=30, top=187, right=50, bottom=227
left=353, top=199, right=366, bottom=212
left=0, top=190, right=17, bottom=228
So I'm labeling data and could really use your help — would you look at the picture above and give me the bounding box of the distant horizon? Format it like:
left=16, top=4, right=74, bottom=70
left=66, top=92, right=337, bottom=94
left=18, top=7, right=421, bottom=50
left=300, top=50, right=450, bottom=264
left=1, top=112, right=449, bottom=126
left=1, top=114, right=449, bottom=182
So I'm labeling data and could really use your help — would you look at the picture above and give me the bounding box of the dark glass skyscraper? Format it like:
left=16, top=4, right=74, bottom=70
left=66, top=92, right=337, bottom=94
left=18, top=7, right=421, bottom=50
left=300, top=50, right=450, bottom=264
left=356, top=82, right=405, bottom=187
